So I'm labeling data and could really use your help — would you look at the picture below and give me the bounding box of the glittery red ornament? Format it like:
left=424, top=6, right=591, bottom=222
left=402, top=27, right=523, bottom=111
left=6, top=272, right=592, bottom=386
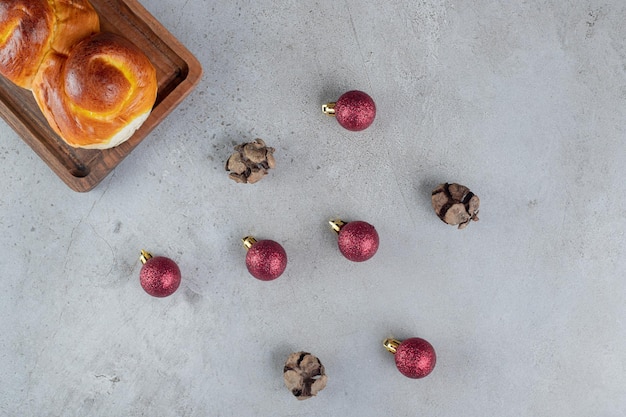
left=139, top=250, right=181, bottom=297
left=322, top=90, right=376, bottom=131
left=329, top=219, right=379, bottom=262
left=384, top=338, right=436, bottom=379
left=242, top=236, right=287, bottom=281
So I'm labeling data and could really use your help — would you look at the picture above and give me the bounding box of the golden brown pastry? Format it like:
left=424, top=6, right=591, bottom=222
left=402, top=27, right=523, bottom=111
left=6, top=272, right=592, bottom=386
left=0, top=0, right=99, bottom=89
left=32, top=31, right=158, bottom=149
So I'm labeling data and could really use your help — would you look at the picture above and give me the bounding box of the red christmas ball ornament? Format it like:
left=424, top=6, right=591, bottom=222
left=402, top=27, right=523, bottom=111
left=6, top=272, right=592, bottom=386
left=322, top=90, right=376, bottom=131
left=329, top=219, right=379, bottom=262
left=384, top=337, right=436, bottom=379
left=139, top=250, right=181, bottom=297
left=242, top=236, right=287, bottom=281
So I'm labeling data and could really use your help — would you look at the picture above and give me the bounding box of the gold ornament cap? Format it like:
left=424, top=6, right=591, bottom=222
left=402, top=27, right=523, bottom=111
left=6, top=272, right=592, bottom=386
left=140, top=250, right=153, bottom=264
left=383, top=338, right=402, bottom=355
left=322, top=102, right=336, bottom=116
left=242, top=236, right=258, bottom=250
left=328, top=219, right=346, bottom=234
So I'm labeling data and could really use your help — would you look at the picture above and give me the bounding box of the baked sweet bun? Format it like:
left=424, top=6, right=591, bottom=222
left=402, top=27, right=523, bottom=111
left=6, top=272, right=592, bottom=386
left=0, top=0, right=99, bottom=89
left=32, top=31, right=158, bottom=149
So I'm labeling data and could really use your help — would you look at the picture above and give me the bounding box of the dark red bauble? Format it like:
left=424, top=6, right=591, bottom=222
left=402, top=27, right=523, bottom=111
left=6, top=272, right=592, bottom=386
left=337, top=221, right=379, bottom=262
left=394, top=338, right=437, bottom=379
left=335, top=90, right=376, bottom=131
left=140, top=256, right=181, bottom=297
left=246, top=239, right=287, bottom=281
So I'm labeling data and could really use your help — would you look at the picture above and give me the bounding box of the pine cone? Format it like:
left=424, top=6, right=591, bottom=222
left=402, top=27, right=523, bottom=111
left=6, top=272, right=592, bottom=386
left=225, top=139, right=276, bottom=184
left=431, top=183, right=480, bottom=229
left=283, top=352, right=328, bottom=400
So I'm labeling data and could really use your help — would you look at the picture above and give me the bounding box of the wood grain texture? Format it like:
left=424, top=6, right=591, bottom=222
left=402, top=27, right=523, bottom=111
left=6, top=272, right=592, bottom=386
left=0, top=0, right=202, bottom=192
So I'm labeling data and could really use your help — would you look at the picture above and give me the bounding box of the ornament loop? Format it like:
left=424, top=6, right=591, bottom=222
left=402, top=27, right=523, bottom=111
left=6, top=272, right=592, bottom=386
left=383, top=338, right=401, bottom=354
left=242, top=236, right=258, bottom=250
left=328, top=219, right=346, bottom=234
left=322, top=102, right=336, bottom=116
left=139, top=250, right=153, bottom=264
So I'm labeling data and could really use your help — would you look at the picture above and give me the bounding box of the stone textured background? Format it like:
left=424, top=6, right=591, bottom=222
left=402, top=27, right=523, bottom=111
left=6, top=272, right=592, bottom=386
left=1, top=1, right=625, bottom=416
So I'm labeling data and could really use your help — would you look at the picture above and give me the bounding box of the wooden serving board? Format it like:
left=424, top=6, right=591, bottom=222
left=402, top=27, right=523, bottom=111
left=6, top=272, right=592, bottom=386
left=0, top=0, right=202, bottom=192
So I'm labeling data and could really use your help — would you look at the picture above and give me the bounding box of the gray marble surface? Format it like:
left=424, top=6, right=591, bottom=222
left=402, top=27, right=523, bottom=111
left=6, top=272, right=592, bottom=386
left=2, top=1, right=626, bottom=416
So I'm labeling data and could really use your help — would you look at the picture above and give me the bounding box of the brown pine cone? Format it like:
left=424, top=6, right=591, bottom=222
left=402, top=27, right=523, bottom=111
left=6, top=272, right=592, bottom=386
left=225, top=138, right=276, bottom=184
left=431, top=183, right=480, bottom=229
left=283, top=352, right=328, bottom=400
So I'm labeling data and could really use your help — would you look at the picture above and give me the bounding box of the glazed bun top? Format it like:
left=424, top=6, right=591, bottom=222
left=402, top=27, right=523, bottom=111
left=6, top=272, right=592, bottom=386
left=49, top=0, right=100, bottom=55
left=32, top=31, right=158, bottom=149
left=1, top=0, right=157, bottom=150
left=0, top=0, right=99, bottom=89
